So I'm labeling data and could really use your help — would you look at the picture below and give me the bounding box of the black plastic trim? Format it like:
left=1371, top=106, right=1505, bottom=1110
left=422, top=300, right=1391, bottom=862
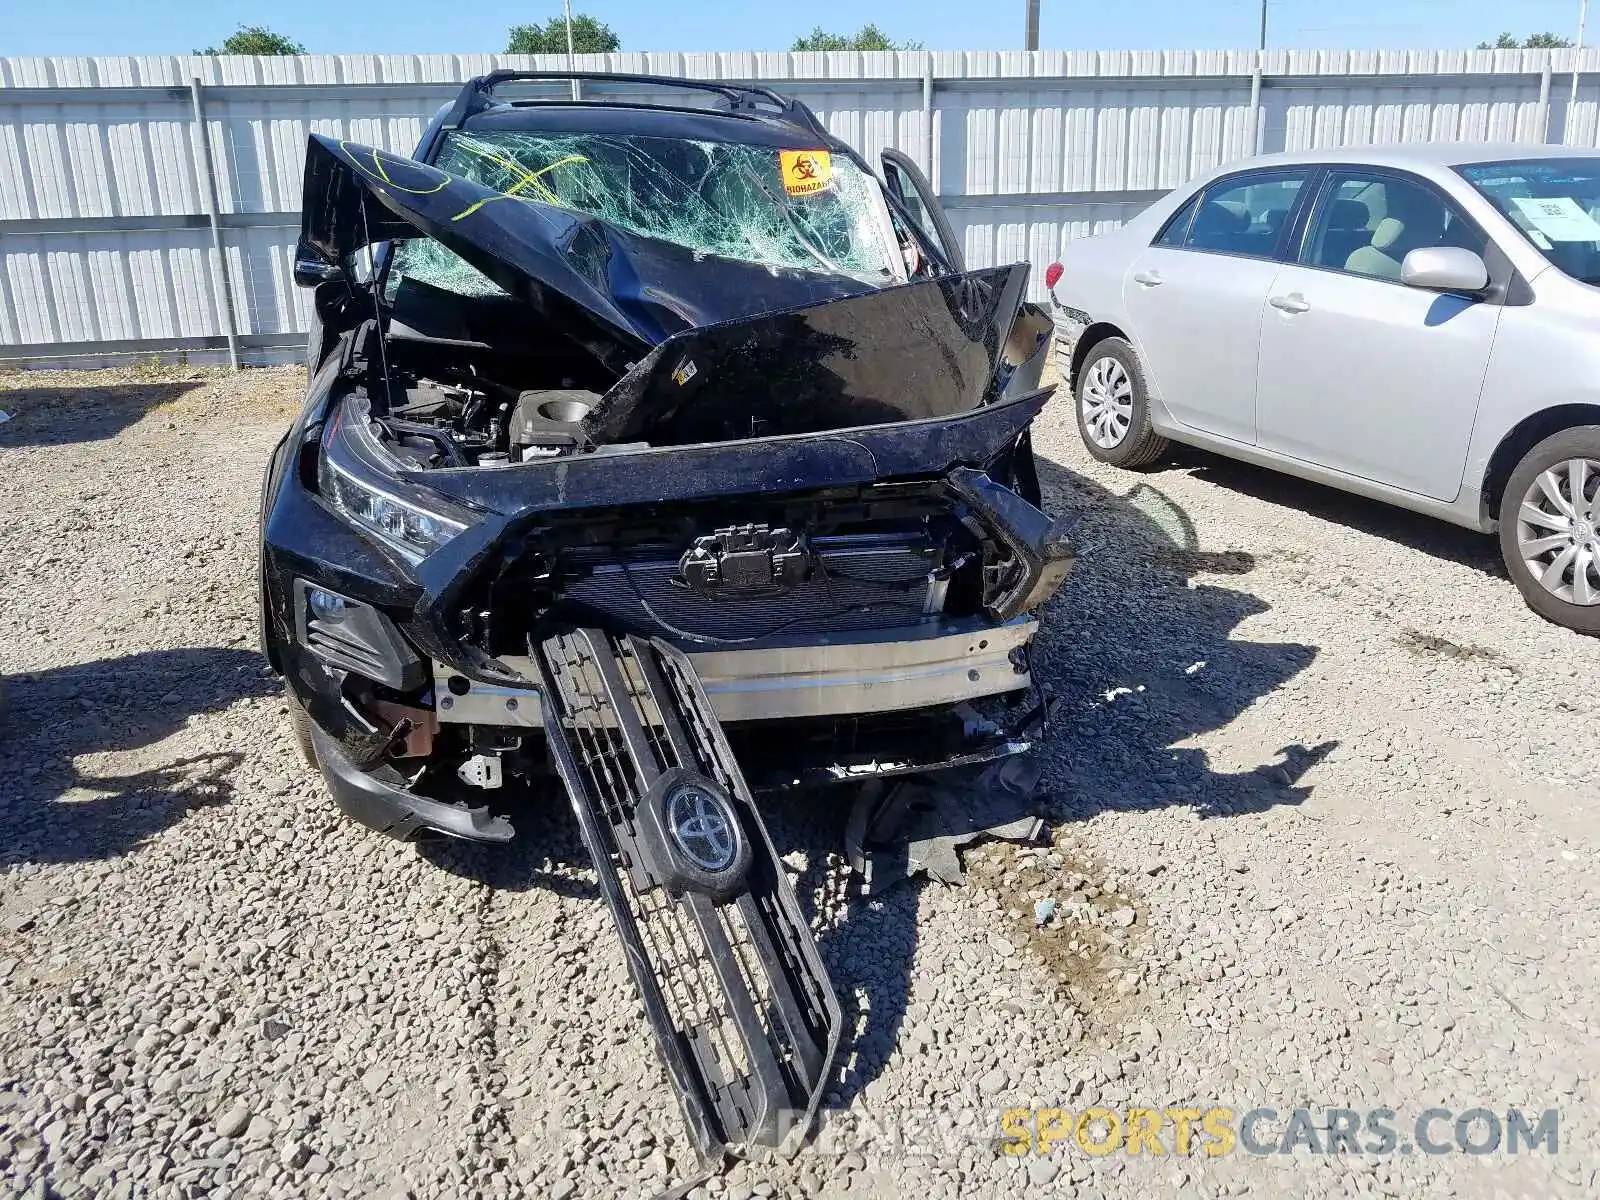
left=293, top=578, right=427, bottom=691
left=946, top=468, right=1076, bottom=619
left=309, top=725, right=514, bottom=843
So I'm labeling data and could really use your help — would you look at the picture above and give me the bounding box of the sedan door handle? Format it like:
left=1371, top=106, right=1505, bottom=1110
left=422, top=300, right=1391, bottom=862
left=1269, top=293, right=1310, bottom=314
left=1133, top=270, right=1163, bottom=287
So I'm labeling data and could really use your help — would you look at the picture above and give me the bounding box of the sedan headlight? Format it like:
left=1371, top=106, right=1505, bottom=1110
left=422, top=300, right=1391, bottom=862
left=317, top=398, right=478, bottom=562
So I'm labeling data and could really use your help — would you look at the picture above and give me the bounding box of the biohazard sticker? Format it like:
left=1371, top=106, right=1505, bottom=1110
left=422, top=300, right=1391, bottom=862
left=671, top=356, right=698, bottom=387
left=780, top=150, right=833, bottom=196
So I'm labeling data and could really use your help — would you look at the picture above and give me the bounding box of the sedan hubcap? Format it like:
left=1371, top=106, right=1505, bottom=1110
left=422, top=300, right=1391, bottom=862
left=1515, top=456, right=1600, bottom=606
left=1080, top=356, right=1133, bottom=449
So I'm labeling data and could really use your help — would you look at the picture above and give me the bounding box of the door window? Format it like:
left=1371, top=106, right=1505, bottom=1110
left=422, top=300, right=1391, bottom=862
left=1181, top=172, right=1308, bottom=259
left=1154, top=194, right=1201, bottom=247
left=880, top=148, right=965, bottom=271
left=1304, top=172, right=1486, bottom=282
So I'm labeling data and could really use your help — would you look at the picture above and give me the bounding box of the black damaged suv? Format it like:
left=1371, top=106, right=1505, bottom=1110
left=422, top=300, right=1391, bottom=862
left=260, top=72, right=1068, bottom=1160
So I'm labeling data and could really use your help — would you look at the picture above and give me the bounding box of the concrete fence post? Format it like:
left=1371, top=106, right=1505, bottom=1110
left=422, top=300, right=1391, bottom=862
left=189, top=77, right=242, bottom=371
left=1250, top=65, right=1264, bottom=156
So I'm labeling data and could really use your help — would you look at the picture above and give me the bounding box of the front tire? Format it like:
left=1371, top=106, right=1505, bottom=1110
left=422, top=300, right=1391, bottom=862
left=1074, top=337, right=1169, bottom=469
left=285, top=686, right=319, bottom=770
left=1498, top=425, right=1600, bottom=635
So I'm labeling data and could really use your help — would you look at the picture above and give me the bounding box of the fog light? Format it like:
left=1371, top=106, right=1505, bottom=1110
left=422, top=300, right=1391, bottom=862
left=307, top=587, right=351, bottom=623
left=292, top=579, right=425, bottom=691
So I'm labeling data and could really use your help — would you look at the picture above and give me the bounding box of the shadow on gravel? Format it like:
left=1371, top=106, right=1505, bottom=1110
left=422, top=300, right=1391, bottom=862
left=798, top=459, right=1341, bottom=1115
left=1032, top=455, right=1338, bottom=821
left=1170, top=445, right=1505, bottom=579
left=785, top=802, right=922, bottom=1119
left=0, top=380, right=205, bottom=448
left=0, top=647, right=275, bottom=866
left=413, top=802, right=601, bottom=901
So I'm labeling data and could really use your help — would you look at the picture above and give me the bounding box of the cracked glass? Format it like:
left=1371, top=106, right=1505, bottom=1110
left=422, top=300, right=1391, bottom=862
left=387, top=129, right=900, bottom=298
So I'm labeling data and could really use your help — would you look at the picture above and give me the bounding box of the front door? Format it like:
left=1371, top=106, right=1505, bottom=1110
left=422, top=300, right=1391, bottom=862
left=881, top=148, right=965, bottom=271
left=1253, top=170, right=1502, bottom=502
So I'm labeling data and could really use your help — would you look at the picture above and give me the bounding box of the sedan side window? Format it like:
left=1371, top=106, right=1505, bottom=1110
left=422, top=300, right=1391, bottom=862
left=1182, top=172, right=1308, bottom=259
left=1154, top=195, right=1200, bottom=247
left=1305, top=172, right=1486, bottom=282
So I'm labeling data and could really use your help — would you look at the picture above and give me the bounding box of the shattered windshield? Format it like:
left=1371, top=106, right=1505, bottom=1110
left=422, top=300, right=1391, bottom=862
left=420, top=130, right=900, bottom=284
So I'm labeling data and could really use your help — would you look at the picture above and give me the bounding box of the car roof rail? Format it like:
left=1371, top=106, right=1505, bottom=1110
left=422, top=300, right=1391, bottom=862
left=440, top=70, right=831, bottom=141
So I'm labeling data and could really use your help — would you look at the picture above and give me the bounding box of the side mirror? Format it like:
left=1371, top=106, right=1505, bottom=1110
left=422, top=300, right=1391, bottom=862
left=1401, top=247, right=1489, bottom=294
left=293, top=256, right=344, bottom=289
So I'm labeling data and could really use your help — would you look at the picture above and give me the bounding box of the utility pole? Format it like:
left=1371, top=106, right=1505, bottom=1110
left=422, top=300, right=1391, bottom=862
left=1025, top=0, right=1040, bottom=51
left=564, top=0, right=580, bottom=100
left=1258, top=0, right=1269, bottom=51
left=1572, top=0, right=1591, bottom=122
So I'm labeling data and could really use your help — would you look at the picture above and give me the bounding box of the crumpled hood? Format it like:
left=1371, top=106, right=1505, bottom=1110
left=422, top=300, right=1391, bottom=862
left=298, top=135, right=1042, bottom=441
left=584, top=264, right=1033, bottom=444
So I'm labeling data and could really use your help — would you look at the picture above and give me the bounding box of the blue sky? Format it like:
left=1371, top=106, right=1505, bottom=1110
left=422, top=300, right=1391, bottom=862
left=1, top=0, right=1591, bottom=58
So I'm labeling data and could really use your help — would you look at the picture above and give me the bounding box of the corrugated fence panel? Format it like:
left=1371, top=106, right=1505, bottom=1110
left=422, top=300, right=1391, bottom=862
left=2, top=227, right=226, bottom=344
left=6, top=48, right=1600, bottom=363
left=1264, top=79, right=1549, bottom=152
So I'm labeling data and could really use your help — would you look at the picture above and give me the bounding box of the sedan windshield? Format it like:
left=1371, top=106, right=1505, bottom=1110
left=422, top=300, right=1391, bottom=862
left=1460, top=158, right=1600, bottom=284
left=428, top=129, right=900, bottom=285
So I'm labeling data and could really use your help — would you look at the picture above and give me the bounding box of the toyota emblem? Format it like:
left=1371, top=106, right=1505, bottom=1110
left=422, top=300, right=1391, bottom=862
left=667, top=783, right=738, bottom=872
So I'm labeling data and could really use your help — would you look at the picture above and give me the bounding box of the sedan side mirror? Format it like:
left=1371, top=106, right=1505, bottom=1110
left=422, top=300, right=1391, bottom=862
left=1401, top=247, right=1489, bottom=294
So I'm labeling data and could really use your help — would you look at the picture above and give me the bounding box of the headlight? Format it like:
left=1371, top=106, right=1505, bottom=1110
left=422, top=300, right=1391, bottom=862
left=317, top=399, right=478, bottom=562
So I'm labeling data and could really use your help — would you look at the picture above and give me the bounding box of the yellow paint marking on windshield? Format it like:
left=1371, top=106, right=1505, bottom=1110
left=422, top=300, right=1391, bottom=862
left=450, top=154, right=591, bottom=221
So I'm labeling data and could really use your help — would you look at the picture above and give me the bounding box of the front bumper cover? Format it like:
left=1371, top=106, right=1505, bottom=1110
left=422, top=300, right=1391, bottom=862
left=308, top=723, right=513, bottom=842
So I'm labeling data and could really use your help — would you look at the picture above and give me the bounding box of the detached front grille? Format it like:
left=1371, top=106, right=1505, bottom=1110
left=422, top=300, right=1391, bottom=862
left=533, top=629, right=841, bottom=1156
left=558, top=532, right=943, bottom=644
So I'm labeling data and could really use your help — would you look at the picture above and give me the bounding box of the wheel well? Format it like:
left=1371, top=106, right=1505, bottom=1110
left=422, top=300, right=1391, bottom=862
left=1482, top=405, right=1600, bottom=519
left=1068, top=322, right=1130, bottom=388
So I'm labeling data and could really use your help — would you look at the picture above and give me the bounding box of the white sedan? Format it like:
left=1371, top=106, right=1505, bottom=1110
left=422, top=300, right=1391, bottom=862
left=1048, top=144, right=1600, bottom=635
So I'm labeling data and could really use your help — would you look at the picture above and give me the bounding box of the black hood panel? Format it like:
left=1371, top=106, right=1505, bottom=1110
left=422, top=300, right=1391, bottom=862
left=403, top=387, right=1052, bottom=516
left=584, top=265, right=1031, bottom=445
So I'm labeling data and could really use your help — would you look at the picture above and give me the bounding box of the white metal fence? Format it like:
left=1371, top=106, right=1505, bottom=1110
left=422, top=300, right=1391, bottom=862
left=5, top=47, right=1600, bottom=366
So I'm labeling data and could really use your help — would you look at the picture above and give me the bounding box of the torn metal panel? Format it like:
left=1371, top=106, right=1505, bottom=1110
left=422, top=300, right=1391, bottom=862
left=296, top=134, right=878, bottom=367
left=845, top=756, right=1046, bottom=894
left=298, top=135, right=1036, bottom=448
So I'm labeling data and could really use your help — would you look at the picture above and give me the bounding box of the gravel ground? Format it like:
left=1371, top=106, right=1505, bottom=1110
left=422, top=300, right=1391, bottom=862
left=1, top=363, right=1597, bottom=1200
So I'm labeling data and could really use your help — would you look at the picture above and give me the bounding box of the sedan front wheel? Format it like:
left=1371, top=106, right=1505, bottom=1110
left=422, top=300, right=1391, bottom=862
left=1499, top=425, right=1600, bottom=635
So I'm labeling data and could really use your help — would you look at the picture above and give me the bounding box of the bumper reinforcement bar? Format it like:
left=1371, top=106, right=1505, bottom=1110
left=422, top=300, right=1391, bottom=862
left=532, top=628, right=842, bottom=1159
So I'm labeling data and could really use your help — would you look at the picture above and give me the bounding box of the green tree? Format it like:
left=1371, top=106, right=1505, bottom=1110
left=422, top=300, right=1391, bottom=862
left=791, top=24, right=923, bottom=51
left=195, top=25, right=307, bottom=55
left=1477, top=32, right=1573, bottom=49
left=506, top=15, right=621, bottom=54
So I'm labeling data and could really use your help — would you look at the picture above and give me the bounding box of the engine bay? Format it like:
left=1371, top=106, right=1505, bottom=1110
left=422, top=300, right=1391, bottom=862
left=363, top=331, right=615, bottom=469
